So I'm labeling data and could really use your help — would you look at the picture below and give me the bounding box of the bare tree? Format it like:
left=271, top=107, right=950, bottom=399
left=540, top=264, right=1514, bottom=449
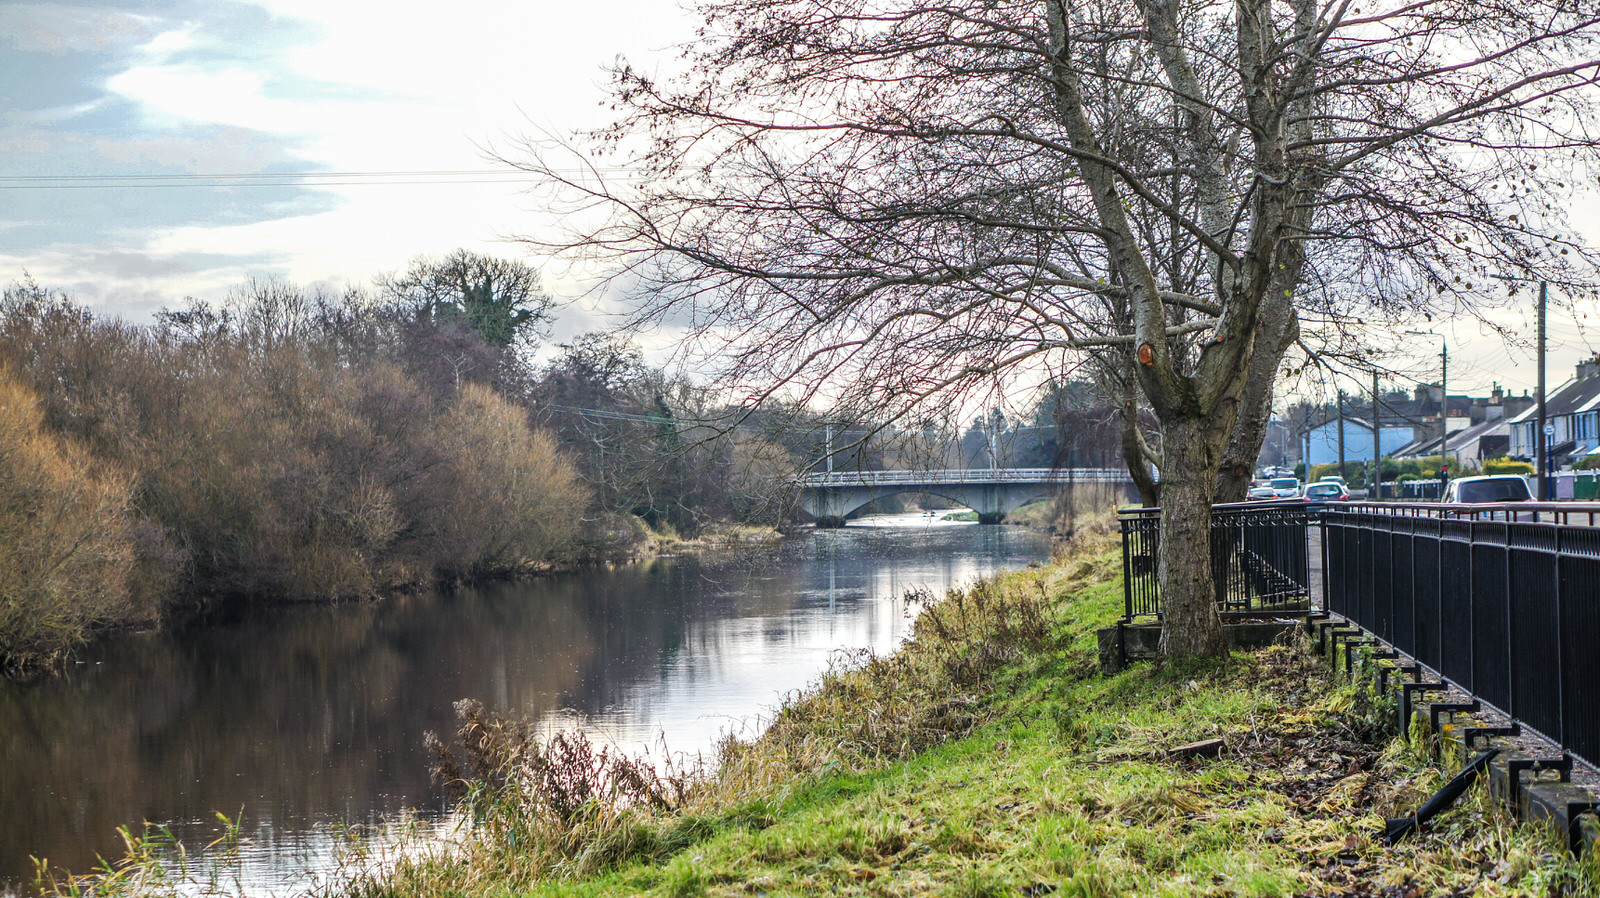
left=515, top=0, right=1600, bottom=657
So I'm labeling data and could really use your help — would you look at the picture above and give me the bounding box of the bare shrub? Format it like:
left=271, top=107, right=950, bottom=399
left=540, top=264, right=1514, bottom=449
left=436, top=384, right=589, bottom=575
left=0, top=279, right=596, bottom=617
left=0, top=369, right=145, bottom=672
left=418, top=699, right=694, bottom=882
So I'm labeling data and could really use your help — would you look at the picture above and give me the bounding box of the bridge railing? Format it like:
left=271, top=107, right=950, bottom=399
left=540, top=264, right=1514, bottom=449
left=1323, top=501, right=1600, bottom=771
left=798, top=467, right=1129, bottom=487
left=1119, top=501, right=1311, bottom=621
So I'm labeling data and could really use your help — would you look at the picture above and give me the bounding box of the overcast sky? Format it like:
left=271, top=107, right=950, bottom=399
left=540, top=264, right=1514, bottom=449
left=3, top=0, right=1597, bottom=399
left=1, top=0, right=695, bottom=340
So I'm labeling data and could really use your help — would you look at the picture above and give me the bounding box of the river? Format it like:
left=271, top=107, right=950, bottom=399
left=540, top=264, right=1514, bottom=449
left=0, top=515, right=1052, bottom=895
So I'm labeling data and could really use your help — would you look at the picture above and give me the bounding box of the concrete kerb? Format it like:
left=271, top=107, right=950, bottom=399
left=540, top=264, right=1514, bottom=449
left=1097, top=618, right=1303, bottom=674
left=1308, top=611, right=1600, bottom=858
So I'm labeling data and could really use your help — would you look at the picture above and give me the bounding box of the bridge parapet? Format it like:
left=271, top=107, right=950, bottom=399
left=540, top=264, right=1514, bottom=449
left=795, top=467, right=1132, bottom=524
left=798, top=467, right=1129, bottom=488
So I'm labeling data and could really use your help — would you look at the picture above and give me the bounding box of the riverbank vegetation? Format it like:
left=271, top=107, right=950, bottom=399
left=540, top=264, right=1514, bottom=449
left=0, top=267, right=812, bottom=673
left=297, top=524, right=1591, bottom=898
left=1, top=259, right=1139, bottom=673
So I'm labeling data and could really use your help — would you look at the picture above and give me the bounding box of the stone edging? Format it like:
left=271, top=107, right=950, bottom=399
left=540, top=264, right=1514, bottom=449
left=1307, top=612, right=1600, bottom=856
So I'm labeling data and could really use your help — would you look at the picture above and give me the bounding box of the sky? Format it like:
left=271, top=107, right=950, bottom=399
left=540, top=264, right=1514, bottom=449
left=2, top=0, right=1598, bottom=400
left=0, top=0, right=695, bottom=343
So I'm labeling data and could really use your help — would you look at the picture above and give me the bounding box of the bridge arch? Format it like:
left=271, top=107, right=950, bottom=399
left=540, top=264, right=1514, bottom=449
left=796, top=468, right=1132, bottom=526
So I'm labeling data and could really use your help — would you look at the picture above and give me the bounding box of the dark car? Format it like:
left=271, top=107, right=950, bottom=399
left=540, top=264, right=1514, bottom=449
left=1303, top=482, right=1348, bottom=503
left=1442, top=475, right=1532, bottom=503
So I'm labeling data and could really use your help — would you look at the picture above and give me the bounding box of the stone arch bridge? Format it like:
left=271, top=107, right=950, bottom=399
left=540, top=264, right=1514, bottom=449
left=796, top=468, right=1134, bottom=526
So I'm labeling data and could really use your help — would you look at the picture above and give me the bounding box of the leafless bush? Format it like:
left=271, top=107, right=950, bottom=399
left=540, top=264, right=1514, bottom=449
left=423, top=699, right=696, bottom=879
left=0, top=279, right=595, bottom=632
left=0, top=368, right=146, bottom=673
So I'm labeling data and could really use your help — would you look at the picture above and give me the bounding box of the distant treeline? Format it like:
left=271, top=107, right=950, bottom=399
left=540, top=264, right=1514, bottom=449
left=0, top=256, right=799, bottom=673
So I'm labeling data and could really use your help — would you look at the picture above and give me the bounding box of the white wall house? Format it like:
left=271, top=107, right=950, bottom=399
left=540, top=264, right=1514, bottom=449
left=1508, top=357, right=1600, bottom=467
left=1306, top=417, right=1416, bottom=468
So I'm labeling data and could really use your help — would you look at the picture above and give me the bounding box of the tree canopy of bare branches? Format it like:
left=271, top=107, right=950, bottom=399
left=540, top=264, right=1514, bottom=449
left=516, top=0, right=1600, bottom=656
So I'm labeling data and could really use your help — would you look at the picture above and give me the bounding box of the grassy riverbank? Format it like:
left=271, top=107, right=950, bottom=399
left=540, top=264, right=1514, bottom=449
left=323, top=520, right=1596, bottom=898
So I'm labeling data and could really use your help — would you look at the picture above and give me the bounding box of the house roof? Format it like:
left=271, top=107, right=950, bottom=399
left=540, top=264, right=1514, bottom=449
left=1390, top=418, right=1505, bottom=459
left=1445, top=417, right=1509, bottom=450
left=1508, top=375, right=1600, bottom=424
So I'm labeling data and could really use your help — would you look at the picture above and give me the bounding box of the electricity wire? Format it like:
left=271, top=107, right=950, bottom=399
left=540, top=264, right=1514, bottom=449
left=0, top=167, right=645, bottom=189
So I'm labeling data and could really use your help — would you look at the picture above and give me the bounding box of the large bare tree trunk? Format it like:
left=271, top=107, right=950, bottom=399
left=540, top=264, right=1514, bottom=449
left=1157, top=413, right=1228, bottom=657
left=1214, top=312, right=1299, bottom=503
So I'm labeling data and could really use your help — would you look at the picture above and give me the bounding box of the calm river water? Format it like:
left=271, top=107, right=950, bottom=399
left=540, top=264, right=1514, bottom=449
left=0, top=515, right=1051, bottom=894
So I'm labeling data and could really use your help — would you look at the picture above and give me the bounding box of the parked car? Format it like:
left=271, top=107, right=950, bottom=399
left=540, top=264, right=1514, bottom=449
left=1442, top=474, right=1532, bottom=504
left=1303, top=481, right=1349, bottom=503
left=1268, top=476, right=1301, bottom=498
left=1247, top=484, right=1278, bottom=500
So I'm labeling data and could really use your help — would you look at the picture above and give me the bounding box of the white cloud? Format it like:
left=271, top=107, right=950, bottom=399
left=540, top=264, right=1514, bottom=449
left=19, top=0, right=702, bottom=322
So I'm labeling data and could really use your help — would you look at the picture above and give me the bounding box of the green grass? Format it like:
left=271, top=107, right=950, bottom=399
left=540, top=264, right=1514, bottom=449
left=52, top=518, right=1600, bottom=897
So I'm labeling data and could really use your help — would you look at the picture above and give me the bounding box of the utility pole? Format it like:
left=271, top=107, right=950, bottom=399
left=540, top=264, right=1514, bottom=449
left=1372, top=370, right=1381, bottom=498
left=1490, top=274, right=1550, bottom=500
left=1539, top=280, right=1548, bottom=500
left=1337, top=389, right=1347, bottom=480
left=1441, top=341, right=1449, bottom=475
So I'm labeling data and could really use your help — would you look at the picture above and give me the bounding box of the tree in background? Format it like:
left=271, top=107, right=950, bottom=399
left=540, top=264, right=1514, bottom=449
left=378, top=250, right=555, bottom=382
left=530, top=334, right=741, bottom=538
left=521, top=0, right=1600, bottom=657
left=0, top=278, right=589, bottom=617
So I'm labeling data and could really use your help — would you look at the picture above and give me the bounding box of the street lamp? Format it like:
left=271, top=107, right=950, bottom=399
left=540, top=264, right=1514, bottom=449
left=1488, top=274, right=1549, bottom=500
left=1405, top=330, right=1449, bottom=499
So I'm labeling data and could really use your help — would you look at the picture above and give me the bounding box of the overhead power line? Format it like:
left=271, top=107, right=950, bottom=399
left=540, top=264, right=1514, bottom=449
left=0, top=167, right=644, bottom=189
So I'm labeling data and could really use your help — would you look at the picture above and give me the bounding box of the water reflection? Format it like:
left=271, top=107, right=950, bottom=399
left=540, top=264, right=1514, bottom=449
left=1, top=515, right=1049, bottom=893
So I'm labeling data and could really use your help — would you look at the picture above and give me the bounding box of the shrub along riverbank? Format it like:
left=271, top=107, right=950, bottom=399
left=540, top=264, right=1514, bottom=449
left=0, top=269, right=802, bottom=676
left=304, top=522, right=1596, bottom=898
left=0, top=282, right=589, bottom=674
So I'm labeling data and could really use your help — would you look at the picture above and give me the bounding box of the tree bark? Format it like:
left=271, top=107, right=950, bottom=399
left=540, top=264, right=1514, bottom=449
left=1214, top=311, right=1300, bottom=503
left=1120, top=396, right=1160, bottom=508
left=1157, top=413, right=1227, bottom=658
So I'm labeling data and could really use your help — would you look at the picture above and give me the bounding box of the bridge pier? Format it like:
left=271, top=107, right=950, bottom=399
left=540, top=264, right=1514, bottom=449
left=814, top=515, right=849, bottom=529
left=976, top=512, right=1006, bottom=525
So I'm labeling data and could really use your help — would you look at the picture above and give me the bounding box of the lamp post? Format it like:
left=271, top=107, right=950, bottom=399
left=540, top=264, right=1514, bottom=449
left=1405, top=330, right=1449, bottom=499
left=1489, top=275, right=1549, bottom=500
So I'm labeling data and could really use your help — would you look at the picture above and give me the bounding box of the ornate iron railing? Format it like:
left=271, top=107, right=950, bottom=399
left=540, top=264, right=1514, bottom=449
left=1119, top=501, right=1311, bottom=621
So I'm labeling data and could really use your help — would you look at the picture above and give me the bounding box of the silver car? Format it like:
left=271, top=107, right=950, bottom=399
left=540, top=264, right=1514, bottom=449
left=1442, top=474, right=1532, bottom=503
left=1268, top=477, right=1301, bottom=498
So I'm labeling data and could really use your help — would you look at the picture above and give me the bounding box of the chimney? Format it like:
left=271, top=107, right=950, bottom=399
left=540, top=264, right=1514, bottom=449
left=1579, top=354, right=1600, bottom=381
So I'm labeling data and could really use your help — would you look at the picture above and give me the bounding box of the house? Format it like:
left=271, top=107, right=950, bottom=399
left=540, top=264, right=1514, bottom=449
left=1304, top=416, right=1416, bottom=468
left=1394, top=417, right=1511, bottom=469
left=1388, top=384, right=1528, bottom=465
left=1508, top=356, right=1600, bottom=468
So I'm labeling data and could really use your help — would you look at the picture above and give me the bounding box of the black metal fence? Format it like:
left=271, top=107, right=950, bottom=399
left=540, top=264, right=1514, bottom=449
left=1120, top=501, right=1311, bottom=620
left=1323, top=501, right=1600, bottom=771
